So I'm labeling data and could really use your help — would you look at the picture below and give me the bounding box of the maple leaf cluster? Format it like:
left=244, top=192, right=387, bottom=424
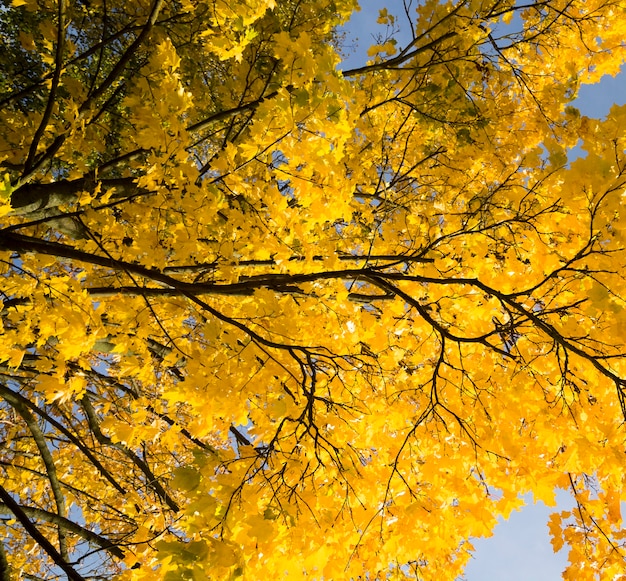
left=1, top=0, right=626, bottom=579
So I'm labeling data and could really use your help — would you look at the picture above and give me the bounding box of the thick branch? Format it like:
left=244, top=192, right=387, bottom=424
left=1, top=388, right=69, bottom=561
left=0, top=383, right=126, bottom=494
left=0, top=503, right=125, bottom=559
left=188, top=87, right=291, bottom=135
left=367, top=274, right=512, bottom=358
left=77, top=363, right=217, bottom=455
left=24, top=0, right=66, bottom=173
left=342, top=30, right=458, bottom=76
left=0, top=542, right=9, bottom=581
left=0, top=485, right=87, bottom=581
left=16, top=0, right=165, bottom=189
left=161, top=253, right=434, bottom=274
left=81, top=395, right=180, bottom=512
left=0, top=230, right=430, bottom=296
left=10, top=177, right=142, bottom=216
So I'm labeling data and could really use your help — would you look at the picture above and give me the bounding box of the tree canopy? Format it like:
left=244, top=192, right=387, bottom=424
left=1, top=0, right=626, bottom=579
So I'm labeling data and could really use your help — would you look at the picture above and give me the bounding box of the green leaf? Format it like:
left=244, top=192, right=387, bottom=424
left=0, top=174, right=14, bottom=201
left=170, top=467, right=202, bottom=492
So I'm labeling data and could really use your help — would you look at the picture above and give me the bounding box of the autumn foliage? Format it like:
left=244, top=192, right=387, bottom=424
left=1, top=0, right=626, bottom=578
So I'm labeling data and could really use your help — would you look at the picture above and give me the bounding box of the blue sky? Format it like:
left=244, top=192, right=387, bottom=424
left=462, top=491, right=575, bottom=580
left=339, top=2, right=626, bottom=579
left=339, top=0, right=626, bottom=119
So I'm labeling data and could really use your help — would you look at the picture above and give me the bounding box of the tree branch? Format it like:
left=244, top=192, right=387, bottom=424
left=1, top=388, right=69, bottom=561
left=0, top=503, right=125, bottom=560
left=0, top=485, right=87, bottom=581
left=24, top=0, right=66, bottom=173
left=0, top=383, right=127, bottom=495
left=16, top=0, right=165, bottom=190
left=80, top=395, right=180, bottom=513
left=0, top=541, right=10, bottom=581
